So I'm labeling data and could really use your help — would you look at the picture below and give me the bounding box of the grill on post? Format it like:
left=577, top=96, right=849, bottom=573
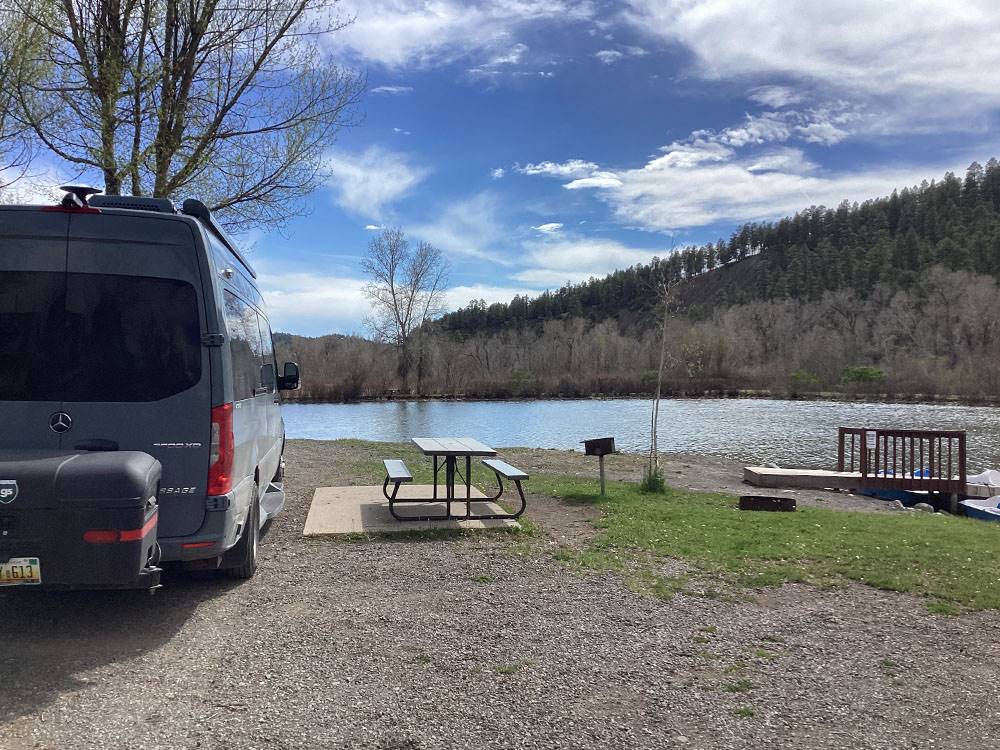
left=582, top=437, right=615, bottom=496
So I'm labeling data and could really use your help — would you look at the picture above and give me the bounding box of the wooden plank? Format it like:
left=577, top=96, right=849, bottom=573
left=743, top=466, right=863, bottom=490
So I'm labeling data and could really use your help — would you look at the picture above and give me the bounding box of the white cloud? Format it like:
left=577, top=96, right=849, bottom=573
left=490, top=167, right=506, bottom=179
left=468, top=42, right=532, bottom=79
left=594, top=45, right=647, bottom=64
left=533, top=222, right=563, bottom=233
left=516, top=159, right=600, bottom=178
left=490, top=43, right=528, bottom=66
left=260, top=270, right=543, bottom=335
left=515, top=237, right=661, bottom=285
left=364, top=224, right=382, bottom=231
left=371, top=85, right=414, bottom=95
left=331, top=0, right=595, bottom=69
left=325, top=146, right=428, bottom=219
left=563, top=171, right=622, bottom=189
left=520, top=105, right=975, bottom=231
left=392, top=127, right=412, bottom=135
left=409, top=192, right=508, bottom=260
left=795, top=120, right=849, bottom=146
left=259, top=271, right=370, bottom=335
left=748, top=85, right=804, bottom=108
left=624, top=0, right=1000, bottom=129
left=569, top=146, right=952, bottom=231
left=595, top=49, right=624, bottom=64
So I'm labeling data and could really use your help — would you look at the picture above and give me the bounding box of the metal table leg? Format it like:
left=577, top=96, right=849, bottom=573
left=446, top=455, right=455, bottom=519
left=465, top=454, right=472, bottom=518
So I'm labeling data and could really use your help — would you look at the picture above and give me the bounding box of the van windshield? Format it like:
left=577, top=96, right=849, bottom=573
left=0, top=271, right=202, bottom=402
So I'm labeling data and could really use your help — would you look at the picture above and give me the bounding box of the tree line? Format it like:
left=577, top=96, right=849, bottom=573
left=276, top=267, right=1000, bottom=403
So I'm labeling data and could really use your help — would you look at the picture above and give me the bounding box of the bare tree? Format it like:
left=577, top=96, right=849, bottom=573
left=645, top=279, right=677, bottom=490
left=10, top=0, right=364, bottom=230
left=361, top=227, right=449, bottom=392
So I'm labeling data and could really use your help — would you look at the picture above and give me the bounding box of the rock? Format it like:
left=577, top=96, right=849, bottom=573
left=913, top=502, right=935, bottom=512
left=891, top=500, right=905, bottom=511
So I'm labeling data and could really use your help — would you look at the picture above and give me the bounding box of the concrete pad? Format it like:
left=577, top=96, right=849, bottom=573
left=303, top=485, right=521, bottom=536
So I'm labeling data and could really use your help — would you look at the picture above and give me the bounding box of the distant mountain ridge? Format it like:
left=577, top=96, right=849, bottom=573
left=440, top=160, right=1000, bottom=333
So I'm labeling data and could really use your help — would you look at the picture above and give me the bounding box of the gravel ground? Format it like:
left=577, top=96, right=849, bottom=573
left=1, top=440, right=998, bottom=750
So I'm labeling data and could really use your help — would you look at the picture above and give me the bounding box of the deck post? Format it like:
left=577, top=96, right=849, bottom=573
left=950, top=493, right=959, bottom=514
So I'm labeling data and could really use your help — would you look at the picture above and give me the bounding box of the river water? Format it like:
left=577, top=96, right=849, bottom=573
left=281, top=398, right=1000, bottom=469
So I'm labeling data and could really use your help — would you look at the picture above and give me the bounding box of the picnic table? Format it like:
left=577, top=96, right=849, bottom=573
left=381, top=436, right=529, bottom=521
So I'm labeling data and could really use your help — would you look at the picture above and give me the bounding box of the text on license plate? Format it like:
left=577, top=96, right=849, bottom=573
left=0, top=557, right=41, bottom=586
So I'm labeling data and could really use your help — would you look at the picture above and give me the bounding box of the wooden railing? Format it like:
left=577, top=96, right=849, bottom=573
left=837, top=427, right=966, bottom=493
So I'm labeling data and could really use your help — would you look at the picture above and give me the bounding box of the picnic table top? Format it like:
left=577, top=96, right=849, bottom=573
left=411, top=437, right=497, bottom=457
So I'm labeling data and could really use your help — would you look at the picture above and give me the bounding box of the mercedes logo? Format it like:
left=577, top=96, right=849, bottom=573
left=49, top=412, right=73, bottom=434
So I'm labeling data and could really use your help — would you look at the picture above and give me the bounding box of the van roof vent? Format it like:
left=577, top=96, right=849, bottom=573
left=89, top=195, right=176, bottom=213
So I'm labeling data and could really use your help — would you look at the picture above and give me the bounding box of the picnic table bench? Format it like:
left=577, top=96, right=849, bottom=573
left=381, top=437, right=528, bottom=522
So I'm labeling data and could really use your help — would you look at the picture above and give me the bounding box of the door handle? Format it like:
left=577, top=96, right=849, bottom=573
left=254, top=386, right=269, bottom=396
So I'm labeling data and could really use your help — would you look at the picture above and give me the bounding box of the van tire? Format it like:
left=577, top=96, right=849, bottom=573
left=223, top=489, right=259, bottom=580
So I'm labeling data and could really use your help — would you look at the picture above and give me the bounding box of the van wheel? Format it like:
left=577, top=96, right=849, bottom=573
left=223, top=489, right=259, bottom=580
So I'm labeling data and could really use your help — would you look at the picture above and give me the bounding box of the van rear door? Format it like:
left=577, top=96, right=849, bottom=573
left=0, top=210, right=70, bottom=450
left=65, top=212, right=213, bottom=537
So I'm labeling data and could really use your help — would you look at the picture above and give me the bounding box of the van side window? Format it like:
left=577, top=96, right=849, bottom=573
left=223, top=291, right=262, bottom=400
left=257, top=313, right=277, bottom=392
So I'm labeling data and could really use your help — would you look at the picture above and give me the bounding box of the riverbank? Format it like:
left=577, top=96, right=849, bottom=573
left=285, top=388, right=1000, bottom=408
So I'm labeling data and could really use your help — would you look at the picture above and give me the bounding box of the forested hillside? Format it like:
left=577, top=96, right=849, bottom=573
left=441, top=160, right=1000, bottom=331
left=277, top=161, right=1000, bottom=402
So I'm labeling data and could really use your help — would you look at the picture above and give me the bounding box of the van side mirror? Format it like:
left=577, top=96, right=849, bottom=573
left=277, top=361, right=300, bottom=391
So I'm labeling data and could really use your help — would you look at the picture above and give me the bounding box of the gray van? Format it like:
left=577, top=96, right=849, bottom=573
left=0, top=187, right=299, bottom=589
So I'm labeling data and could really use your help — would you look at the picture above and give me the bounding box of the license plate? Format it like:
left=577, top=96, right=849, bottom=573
left=0, top=557, right=41, bottom=587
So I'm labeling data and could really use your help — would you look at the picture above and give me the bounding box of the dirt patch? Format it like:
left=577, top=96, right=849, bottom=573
left=502, top=444, right=892, bottom=513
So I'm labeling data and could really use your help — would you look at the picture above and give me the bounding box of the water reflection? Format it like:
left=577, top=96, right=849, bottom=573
left=281, top=398, right=1000, bottom=469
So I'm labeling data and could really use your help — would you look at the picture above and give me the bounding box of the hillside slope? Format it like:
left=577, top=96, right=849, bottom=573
left=441, top=160, right=1000, bottom=332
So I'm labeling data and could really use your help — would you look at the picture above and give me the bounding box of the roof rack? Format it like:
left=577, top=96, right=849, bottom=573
left=181, top=199, right=256, bottom=279
left=89, top=195, right=176, bottom=213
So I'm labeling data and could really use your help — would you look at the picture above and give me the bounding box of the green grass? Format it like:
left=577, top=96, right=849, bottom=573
left=328, top=440, right=1000, bottom=611
left=734, top=707, right=755, bottom=718
left=724, top=678, right=753, bottom=693
left=495, top=661, right=530, bottom=675
left=541, top=477, right=1000, bottom=611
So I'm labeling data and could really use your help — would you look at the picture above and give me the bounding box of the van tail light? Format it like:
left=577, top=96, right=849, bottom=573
left=207, top=403, right=234, bottom=496
left=83, top=512, right=157, bottom=544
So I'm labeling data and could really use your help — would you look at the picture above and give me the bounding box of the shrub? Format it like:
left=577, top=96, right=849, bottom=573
left=842, top=365, right=886, bottom=384
left=640, top=466, right=666, bottom=493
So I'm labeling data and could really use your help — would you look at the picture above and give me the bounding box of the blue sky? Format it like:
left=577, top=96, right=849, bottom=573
left=162, top=2, right=1000, bottom=334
